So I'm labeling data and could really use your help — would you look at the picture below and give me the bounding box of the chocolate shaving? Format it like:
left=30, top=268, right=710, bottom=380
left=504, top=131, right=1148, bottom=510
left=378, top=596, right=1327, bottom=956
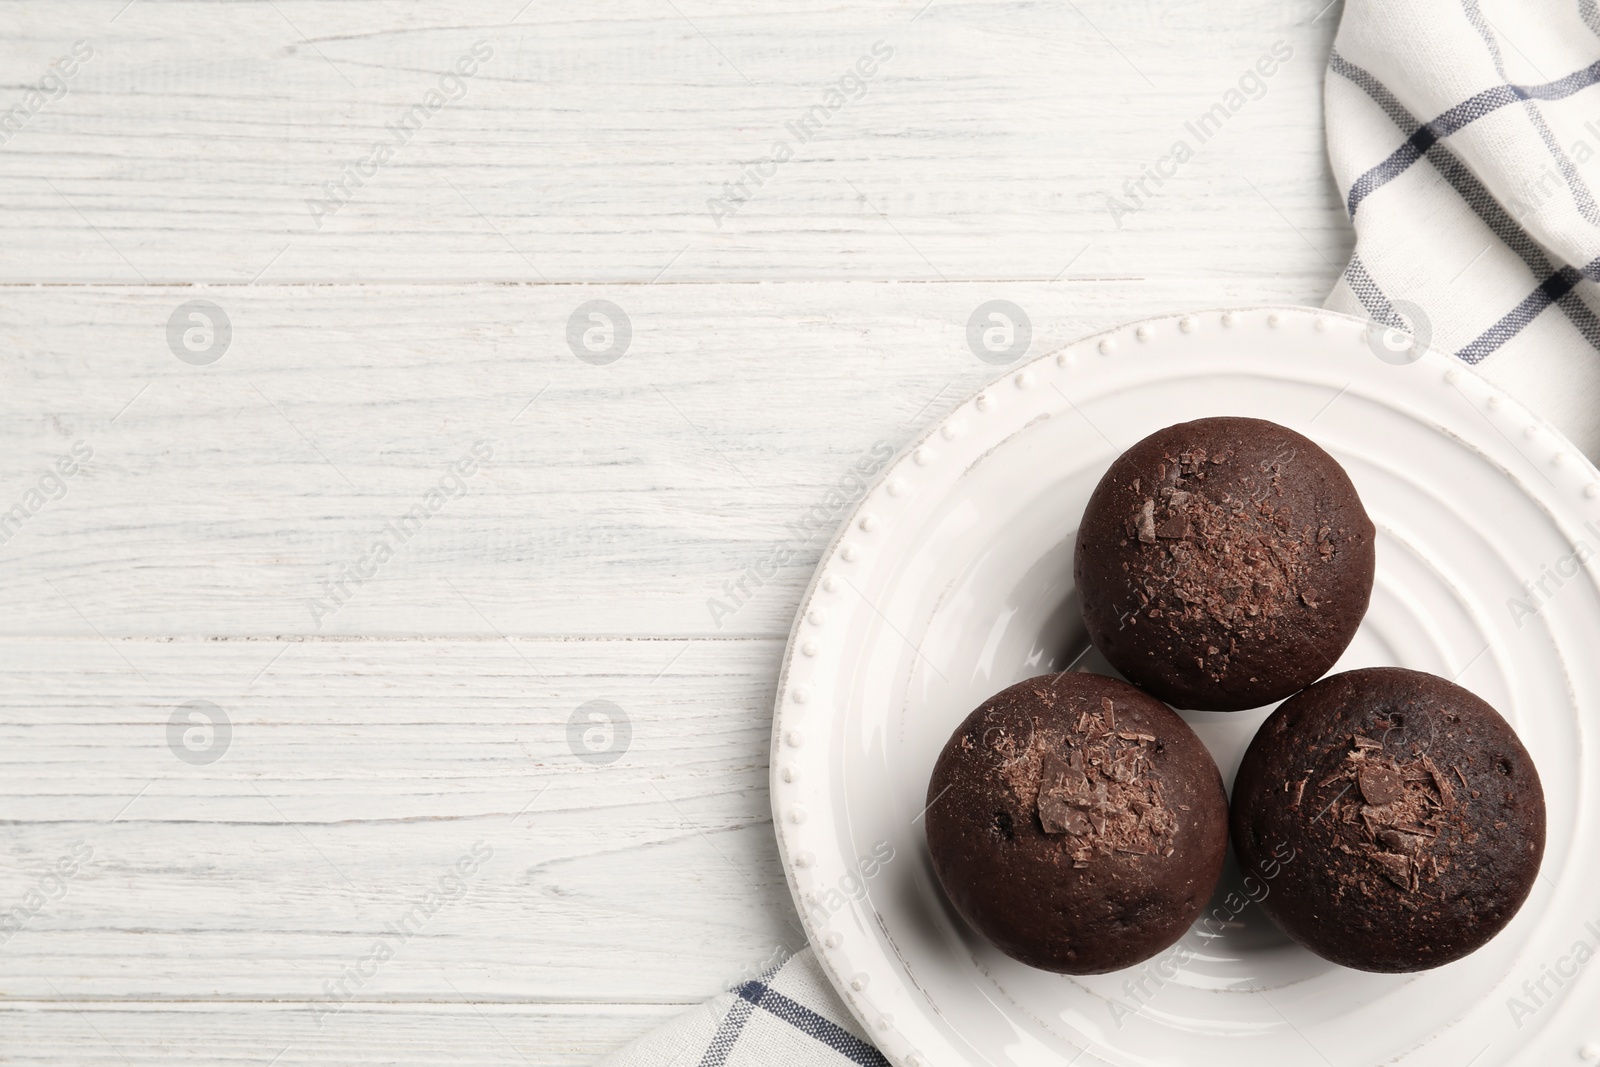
left=1028, top=697, right=1176, bottom=865
left=1113, top=445, right=1338, bottom=683
left=1423, top=756, right=1455, bottom=810
left=1311, top=734, right=1475, bottom=898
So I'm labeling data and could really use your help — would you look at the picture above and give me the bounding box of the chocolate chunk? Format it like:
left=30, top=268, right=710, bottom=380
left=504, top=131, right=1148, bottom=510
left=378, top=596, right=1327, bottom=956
left=1039, top=795, right=1091, bottom=835
left=1358, top=762, right=1405, bottom=806
left=1156, top=512, right=1191, bottom=540
left=1136, top=499, right=1157, bottom=544
left=1376, top=828, right=1428, bottom=854
left=1371, top=851, right=1413, bottom=890
left=1038, top=750, right=1089, bottom=797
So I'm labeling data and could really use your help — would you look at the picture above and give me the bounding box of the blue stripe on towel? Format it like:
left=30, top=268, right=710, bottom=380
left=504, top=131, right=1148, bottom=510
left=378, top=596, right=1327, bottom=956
left=698, top=996, right=758, bottom=1067
left=1341, top=254, right=1404, bottom=328
left=1456, top=257, right=1600, bottom=364
left=732, top=980, right=890, bottom=1067
left=1344, top=58, right=1600, bottom=218
left=1330, top=50, right=1600, bottom=362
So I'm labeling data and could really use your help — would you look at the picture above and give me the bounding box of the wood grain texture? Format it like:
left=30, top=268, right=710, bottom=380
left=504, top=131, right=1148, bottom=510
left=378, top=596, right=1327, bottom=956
left=0, top=638, right=800, bottom=999
left=0, top=0, right=1345, bottom=284
left=0, top=0, right=1348, bottom=1060
left=0, top=279, right=1346, bottom=640
left=0, top=1002, right=683, bottom=1066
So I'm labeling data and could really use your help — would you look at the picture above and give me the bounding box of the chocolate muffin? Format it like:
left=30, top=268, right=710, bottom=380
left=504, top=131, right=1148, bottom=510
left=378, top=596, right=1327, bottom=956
left=1231, top=667, right=1545, bottom=972
left=1075, top=417, right=1376, bottom=711
left=924, top=672, right=1228, bottom=974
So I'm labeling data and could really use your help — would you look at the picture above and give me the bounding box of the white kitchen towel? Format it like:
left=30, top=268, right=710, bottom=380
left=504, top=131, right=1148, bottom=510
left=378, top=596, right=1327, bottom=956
left=1325, top=0, right=1600, bottom=460
left=597, top=948, right=886, bottom=1067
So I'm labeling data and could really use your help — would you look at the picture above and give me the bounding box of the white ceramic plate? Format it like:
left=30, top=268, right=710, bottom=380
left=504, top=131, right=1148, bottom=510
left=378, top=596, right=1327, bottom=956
left=770, top=306, right=1600, bottom=1067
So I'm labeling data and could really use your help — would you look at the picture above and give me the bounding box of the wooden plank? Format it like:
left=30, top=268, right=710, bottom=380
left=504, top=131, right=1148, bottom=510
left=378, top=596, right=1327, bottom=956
left=0, top=1, right=1344, bottom=283
left=0, top=277, right=1347, bottom=639
left=0, top=638, right=807, bottom=1001
left=0, top=1001, right=683, bottom=1066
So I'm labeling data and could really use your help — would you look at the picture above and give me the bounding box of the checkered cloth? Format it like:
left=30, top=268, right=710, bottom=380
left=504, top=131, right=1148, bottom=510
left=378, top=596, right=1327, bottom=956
left=1325, top=0, right=1600, bottom=460
left=597, top=950, right=885, bottom=1067
left=602, top=6, right=1600, bottom=1066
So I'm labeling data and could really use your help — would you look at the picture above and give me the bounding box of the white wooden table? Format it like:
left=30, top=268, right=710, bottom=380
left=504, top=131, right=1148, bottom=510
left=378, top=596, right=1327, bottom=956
left=0, top=2, right=1355, bottom=1062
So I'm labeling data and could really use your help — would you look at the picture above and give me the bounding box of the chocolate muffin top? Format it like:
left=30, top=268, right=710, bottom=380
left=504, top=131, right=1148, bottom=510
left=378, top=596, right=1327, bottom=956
left=924, top=672, right=1228, bottom=974
left=1074, top=416, right=1376, bottom=710
left=1230, top=667, right=1546, bottom=972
